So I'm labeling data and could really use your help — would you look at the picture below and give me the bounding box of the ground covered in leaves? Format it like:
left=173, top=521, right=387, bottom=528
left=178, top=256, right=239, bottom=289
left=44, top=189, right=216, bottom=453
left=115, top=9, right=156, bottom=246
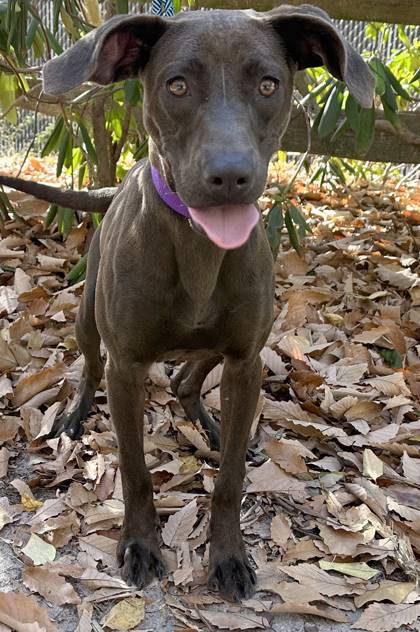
left=0, top=157, right=420, bottom=632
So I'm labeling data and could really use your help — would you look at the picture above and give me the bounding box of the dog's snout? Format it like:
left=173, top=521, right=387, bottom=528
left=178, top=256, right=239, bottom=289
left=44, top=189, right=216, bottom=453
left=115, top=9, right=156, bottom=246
left=203, top=154, right=253, bottom=198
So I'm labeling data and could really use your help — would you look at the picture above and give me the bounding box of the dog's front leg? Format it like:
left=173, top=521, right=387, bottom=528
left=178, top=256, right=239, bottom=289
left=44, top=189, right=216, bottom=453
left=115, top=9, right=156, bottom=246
left=106, top=358, right=164, bottom=588
left=208, top=354, right=261, bottom=602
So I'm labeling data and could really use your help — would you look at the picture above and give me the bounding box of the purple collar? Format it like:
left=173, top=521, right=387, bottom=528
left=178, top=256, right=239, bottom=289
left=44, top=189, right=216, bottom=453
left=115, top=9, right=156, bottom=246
left=151, top=165, right=191, bottom=219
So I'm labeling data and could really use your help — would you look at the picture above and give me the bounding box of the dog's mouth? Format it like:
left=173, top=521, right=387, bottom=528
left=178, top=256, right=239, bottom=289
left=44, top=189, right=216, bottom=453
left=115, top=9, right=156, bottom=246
left=188, top=204, right=260, bottom=250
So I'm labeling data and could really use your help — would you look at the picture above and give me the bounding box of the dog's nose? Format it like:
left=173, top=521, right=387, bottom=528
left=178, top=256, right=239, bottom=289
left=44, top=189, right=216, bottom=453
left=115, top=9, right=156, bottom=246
left=203, top=154, right=253, bottom=198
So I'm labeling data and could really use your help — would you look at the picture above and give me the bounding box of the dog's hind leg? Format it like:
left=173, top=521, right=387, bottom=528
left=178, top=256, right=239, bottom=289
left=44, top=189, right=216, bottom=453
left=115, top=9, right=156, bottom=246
left=51, top=228, right=104, bottom=439
left=171, top=356, right=222, bottom=450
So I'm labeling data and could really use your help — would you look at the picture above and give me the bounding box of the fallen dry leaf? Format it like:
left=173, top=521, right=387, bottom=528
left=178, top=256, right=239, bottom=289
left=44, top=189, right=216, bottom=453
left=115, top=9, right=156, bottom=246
left=22, top=533, right=56, bottom=565
left=354, top=602, right=420, bottom=632
left=199, top=609, right=267, bottom=630
left=354, top=581, right=417, bottom=608
left=101, top=597, right=146, bottom=630
left=0, top=591, right=58, bottom=631
left=161, top=499, right=199, bottom=547
left=23, top=565, right=80, bottom=606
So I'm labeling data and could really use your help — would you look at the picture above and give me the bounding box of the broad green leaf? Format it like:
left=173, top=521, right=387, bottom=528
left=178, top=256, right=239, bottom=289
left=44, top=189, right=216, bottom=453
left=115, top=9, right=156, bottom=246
left=57, top=206, right=75, bottom=237
left=383, top=65, right=413, bottom=101
left=288, top=203, right=310, bottom=238
left=116, top=0, right=129, bottom=13
left=0, top=72, right=16, bottom=123
left=56, top=128, right=70, bottom=177
left=66, top=254, right=87, bottom=284
left=369, top=57, right=386, bottom=96
left=78, top=162, right=87, bottom=190
left=266, top=204, right=283, bottom=259
left=84, top=0, right=101, bottom=26
left=317, top=84, right=344, bottom=138
left=78, top=120, right=98, bottom=164
left=355, top=106, right=375, bottom=155
left=329, top=158, right=346, bottom=184
left=41, top=116, right=64, bottom=157
left=345, top=95, right=360, bottom=133
left=410, top=68, right=420, bottom=84
left=380, top=99, right=401, bottom=130
left=284, top=207, right=301, bottom=253
left=378, top=348, right=403, bottom=368
left=381, top=81, right=397, bottom=111
left=124, top=78, right=141, bottom=106
left=25, top=16, right=38, bottom=49
left=44, top=204, right=58, bottom=228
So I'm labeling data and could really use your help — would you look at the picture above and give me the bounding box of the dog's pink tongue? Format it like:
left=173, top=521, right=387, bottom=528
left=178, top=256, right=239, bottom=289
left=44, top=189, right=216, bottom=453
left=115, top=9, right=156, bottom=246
left=188, top=204, right=259, bottom=250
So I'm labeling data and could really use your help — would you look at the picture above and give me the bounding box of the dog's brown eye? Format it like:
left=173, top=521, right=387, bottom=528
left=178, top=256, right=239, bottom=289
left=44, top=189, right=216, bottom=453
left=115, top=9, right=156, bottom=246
left=167, top=77, right=188, bottom=97
left=259, top=77, right=278, bottom=97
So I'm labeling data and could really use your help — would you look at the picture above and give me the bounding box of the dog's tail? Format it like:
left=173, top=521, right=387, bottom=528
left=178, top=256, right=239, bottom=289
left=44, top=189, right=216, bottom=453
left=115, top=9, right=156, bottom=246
left=0, top=175, right=116, bottom=213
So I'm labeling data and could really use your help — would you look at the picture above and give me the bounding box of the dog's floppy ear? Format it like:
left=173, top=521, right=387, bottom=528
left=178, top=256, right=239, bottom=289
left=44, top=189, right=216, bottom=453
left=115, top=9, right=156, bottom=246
left=43, top=15, right=168, bottom=96
left=266, top=4, right=375, bottom=108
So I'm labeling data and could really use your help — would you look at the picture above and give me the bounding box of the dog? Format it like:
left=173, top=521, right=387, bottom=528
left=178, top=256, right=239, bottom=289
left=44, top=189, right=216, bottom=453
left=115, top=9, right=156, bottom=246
left=2, top=5, right=374, bottom=601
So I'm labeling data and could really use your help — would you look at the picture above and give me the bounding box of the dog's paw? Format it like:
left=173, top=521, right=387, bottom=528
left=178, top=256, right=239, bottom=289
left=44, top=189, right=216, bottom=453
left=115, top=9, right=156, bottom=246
left=49, top=411, right=84, bottom=440
left=208, top=553, right=256, bottom=602
left=117, top=538, right=165, bottom=589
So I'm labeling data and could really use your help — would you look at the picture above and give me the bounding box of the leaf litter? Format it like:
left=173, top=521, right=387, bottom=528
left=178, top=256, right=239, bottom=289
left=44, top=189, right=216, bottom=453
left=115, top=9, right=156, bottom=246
left=0, top=162, right=419, bottom=631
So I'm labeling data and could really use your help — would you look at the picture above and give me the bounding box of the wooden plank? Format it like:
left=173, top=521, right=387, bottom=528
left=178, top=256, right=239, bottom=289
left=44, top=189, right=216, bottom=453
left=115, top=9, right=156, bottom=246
left=281, top=109, right=420, bottom=163
left=193, top=0, right=420, bottom=25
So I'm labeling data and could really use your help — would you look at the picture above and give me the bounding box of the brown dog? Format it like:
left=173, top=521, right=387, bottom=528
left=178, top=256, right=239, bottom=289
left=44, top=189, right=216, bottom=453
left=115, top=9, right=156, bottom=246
left=4, top=5, right=374, bottom=601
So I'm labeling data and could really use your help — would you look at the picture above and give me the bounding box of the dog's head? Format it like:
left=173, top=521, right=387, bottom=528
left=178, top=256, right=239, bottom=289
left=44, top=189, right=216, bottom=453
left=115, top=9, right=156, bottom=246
left=43, top=6, right=374, bottom=249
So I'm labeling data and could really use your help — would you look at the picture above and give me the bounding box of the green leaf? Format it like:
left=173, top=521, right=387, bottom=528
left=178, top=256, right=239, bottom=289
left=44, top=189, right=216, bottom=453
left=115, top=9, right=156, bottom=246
left=266, top=204, right=283, bottom=259
left=381, top=81, right=397, bottom=111
left=44, top=204, right=58, bottom=228
left=378, top=348, right=403, bottom=369
left=288, top=203, right=310, bottom=238
left=116, top=0, right=129, bottom=13
left=410, top=68, right=420, bottom=84
left=381, top=98, right=401, bottom=130
left=45, top=27, right=63, bottom=55
left=92, top=212, right=102, bottom=229
left=345, top=95, right=360, bottom=133
left=57, top=206, right=75, bottom=236
left=78, top=120, right=98, bottom=164
left=56, top=128, right=70, bottom=177
left=41, top=116, right=64, bottom=157
left=355, top=106, right=375, bottom=155
left=369, top=57, right=386, bottom=96
left=284, top=207, right=301, bottom=253
left=52, top=0, right=63, bottom=33
left=66, top=254, right=87, bottom=284
left=383, top=65, right=413, bottom=101
left=78, top=163, right=87, bottom=190
left=0, top=72, right=17, bottom=123
left=329, top=158, right=346, bottom=184
left=317, top=84, right=344, bottom=138
left=25, top=16, right=38, bottom=49
left=32, top=27, right=44, bottom=59
left=124, top=78, right=141, bottom=106
left=0, top=190, right=16, bottom=219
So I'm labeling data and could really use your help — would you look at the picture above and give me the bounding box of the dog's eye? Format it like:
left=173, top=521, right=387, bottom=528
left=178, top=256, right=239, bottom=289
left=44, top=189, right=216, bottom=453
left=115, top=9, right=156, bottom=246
left=167, top=77, right=188, bottom=97
left=259, top=77, right=279, bottom=97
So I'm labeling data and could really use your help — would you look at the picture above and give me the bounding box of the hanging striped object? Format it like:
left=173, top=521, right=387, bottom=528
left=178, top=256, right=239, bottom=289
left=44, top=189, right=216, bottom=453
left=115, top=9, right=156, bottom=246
left=151, top=0, right=175, bottom=17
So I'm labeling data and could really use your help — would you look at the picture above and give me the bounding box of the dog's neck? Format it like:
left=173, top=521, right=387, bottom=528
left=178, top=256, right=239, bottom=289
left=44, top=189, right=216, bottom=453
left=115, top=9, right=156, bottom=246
left=144, top=151, right=228, bottom=319
left=151, top=166, right=191, bottom=219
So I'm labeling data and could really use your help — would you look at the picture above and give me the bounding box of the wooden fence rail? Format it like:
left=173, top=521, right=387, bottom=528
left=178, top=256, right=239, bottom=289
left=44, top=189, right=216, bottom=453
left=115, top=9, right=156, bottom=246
left=193, top=0, right=420, bottom=25
left=283, top=109, right=420, bottom=163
